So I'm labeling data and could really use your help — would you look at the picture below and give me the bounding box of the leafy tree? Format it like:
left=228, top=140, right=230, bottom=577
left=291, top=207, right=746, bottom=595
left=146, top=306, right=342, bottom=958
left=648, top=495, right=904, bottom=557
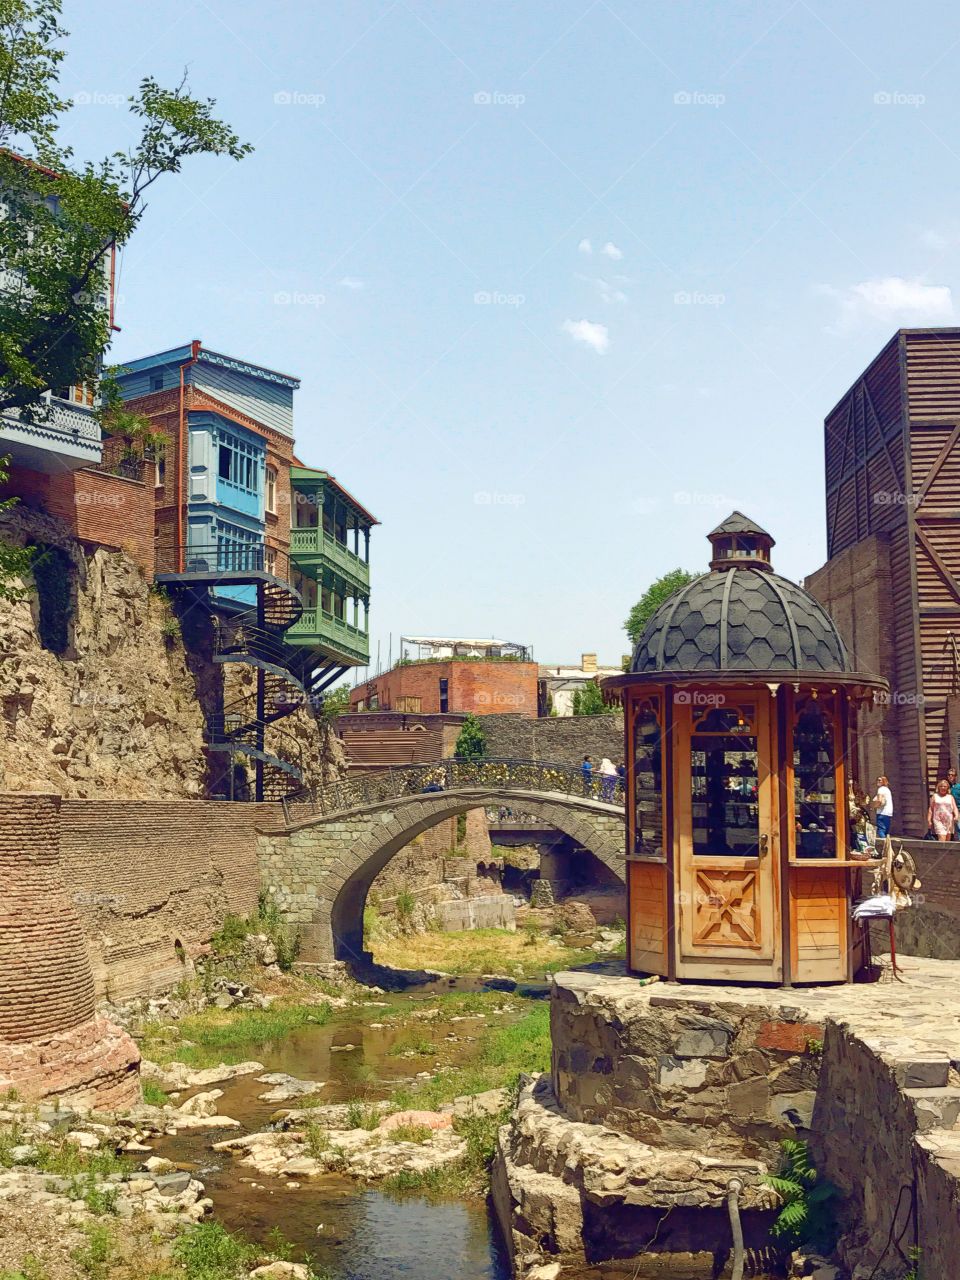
left=624, top=568, right=698, bottom=647
left=318, top=684, right=351, bottom=721
left=0, top=455, right=30, bottom=600
left=572, top=678, right=616, bottom=716
left=455, top=713, right=486, bottom=760
left=0, top=0, right=252, bottom=418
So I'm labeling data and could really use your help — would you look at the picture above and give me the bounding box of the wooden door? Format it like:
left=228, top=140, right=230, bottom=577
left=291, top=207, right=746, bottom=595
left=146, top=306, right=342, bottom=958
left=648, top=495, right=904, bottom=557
left=675, top=693, right=781, bottom=981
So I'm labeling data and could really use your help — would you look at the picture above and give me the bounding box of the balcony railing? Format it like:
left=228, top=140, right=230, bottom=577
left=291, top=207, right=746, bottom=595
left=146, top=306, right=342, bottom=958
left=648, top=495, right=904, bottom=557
left=0, top=398, right=101, bottom=450
left=154, top=542, right=292, bottom=580
left=287, top=607, right=370, bottom=662
left=290, top=525, right=370, bottom=586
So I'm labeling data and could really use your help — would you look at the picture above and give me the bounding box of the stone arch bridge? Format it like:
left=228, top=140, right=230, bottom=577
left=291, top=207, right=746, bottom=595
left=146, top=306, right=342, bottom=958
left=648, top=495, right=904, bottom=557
left=256, top=759, right=626, bottom=964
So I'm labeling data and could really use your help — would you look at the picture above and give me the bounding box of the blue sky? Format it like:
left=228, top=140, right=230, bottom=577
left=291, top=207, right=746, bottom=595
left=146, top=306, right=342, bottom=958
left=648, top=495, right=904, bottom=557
left=59, top=0, right=960, bottom=672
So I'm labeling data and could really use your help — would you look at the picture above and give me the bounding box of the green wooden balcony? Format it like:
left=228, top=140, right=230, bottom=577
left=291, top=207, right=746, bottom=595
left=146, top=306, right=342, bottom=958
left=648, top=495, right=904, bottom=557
left=286, top=607, right=370, bottom=665
left=290, top=525, right=370, bottom=590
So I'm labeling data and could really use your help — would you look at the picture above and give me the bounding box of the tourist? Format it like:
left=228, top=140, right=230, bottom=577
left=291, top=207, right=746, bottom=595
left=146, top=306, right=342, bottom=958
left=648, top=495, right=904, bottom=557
left=599, top=757, right=617, bottom=801
left=873, top=775, right=894, bottom=841
left=948, top=767, right=960, bottom=837
left=581, top=755, right=593, bottom=795
left=928, top=779, right=959, bottom=843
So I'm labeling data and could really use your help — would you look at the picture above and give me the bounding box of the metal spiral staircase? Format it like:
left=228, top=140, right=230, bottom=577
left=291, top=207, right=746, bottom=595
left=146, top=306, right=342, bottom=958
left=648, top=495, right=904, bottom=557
left=156, top=542, right=327, bottom=802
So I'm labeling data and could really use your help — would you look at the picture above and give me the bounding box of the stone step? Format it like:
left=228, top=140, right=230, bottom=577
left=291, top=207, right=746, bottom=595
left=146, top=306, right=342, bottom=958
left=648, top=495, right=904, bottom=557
left=902, top=1086, right=960, bottom=1132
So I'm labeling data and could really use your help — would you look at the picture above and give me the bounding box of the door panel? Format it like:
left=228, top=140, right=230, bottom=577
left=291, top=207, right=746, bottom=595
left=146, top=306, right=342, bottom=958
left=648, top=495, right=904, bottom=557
left=675, top=693, right=781, bottom=980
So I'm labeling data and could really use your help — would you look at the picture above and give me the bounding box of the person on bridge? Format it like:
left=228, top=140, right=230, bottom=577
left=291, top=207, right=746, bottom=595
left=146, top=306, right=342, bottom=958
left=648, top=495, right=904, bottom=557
left=599, top=757, right=617, bottom=802
left=581, top=756, right=593, bottom=796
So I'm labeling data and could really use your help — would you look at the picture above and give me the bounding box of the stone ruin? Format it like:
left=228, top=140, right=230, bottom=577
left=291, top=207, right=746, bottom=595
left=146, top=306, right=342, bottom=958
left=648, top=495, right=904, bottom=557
left=0, top=793, right=140, bottom=1108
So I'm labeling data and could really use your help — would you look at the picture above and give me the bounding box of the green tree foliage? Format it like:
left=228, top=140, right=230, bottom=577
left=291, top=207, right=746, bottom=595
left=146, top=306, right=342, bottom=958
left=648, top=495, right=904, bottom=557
left=572, top=678, right=616, bottom=716
left=320, top=683, right=351, bottom=716
left=624, top=568, right=698, bottom=647
left=455, top=713, right=486, bottom=760
left=0, top=0, right=252, bottom=418
left=0, top=456, right=30, bottom=601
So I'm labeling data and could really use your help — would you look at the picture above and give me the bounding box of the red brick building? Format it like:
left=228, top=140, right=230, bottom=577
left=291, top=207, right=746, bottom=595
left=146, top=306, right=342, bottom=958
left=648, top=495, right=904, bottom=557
left=350, top=659, right=539, bottom=718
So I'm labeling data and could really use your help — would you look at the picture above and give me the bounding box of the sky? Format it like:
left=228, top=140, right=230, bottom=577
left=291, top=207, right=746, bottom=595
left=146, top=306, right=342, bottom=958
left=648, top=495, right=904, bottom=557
left=57, top=0, right=960, bottom=673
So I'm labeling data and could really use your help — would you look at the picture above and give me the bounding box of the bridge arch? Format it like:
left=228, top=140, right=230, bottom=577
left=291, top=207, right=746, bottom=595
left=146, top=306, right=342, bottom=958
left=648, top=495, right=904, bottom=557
left=265, top=785, right=625, bottom=965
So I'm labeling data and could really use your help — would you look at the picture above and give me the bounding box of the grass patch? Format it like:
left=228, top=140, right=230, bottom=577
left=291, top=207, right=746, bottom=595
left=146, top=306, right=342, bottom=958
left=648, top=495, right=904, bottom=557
left=140, top=1001, right=332, bottom=1068
left=386, top=1032, right=435, bottom=1058
left=387, top=1123, right=432, bottom=1144
left=389, top=1001, right=550, bottom=1112
left=345, top=1100, right=381, bottom=1131
left=210, top=891, right=301, bottom=972
left=370, top=927, right=597, bottom=978
left=141, top=1080, right=170, bottom=1107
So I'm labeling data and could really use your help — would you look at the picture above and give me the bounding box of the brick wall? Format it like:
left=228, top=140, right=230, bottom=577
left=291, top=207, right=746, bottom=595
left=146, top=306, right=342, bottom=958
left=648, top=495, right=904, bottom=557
left=0, top=793, right=95, bottom=1042
left=351, top=661, right=539, bottom=717
left=0, top=462, right=155, bottom=577
left=482, top=712, right=625, bottom=765
left=0, top=792, right=140, bottom=1107
left=57, top=799, right=278, bottom=1000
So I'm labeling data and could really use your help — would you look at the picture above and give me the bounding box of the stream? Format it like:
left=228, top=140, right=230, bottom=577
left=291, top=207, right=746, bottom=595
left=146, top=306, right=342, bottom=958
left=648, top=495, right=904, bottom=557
left=153, top=978, right=518, bottom=1280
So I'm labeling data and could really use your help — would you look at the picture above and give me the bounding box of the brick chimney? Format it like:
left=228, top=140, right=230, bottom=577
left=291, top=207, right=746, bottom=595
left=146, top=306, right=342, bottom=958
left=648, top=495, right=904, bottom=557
left=581, top=653, right=597, bottom=673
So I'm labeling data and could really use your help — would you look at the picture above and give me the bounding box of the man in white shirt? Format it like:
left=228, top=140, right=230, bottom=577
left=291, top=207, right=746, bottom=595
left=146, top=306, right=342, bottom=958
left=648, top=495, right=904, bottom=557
left=873, top=775, right=893, bottom=840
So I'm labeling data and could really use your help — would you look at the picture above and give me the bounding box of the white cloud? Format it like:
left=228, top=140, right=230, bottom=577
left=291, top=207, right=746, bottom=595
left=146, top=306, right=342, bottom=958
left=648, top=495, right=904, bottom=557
left=576, top=273, right=627, bottom=304
left=601, top=241, right=623, bottom=260
left=821, top=276, right=954, bottom=332
left=578, top=238, right=592, bottom=255
left=562, top=318, right=609, bottom=353
left=339, top=276, right=365, bottom=289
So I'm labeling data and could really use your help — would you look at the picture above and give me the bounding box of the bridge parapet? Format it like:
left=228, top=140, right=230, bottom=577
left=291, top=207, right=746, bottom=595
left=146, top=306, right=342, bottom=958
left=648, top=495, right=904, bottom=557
left=283, top=757, right=625, bottom=824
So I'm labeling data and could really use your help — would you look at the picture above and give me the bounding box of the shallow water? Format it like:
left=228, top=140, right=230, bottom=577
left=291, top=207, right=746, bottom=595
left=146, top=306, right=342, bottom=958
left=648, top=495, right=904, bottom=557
left=154, top=985, right=514, bottom=1278
left=153, top=979, right=780, bottom=1279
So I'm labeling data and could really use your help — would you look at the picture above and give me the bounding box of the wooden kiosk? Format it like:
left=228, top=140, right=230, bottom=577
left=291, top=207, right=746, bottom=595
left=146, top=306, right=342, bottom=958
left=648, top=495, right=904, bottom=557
left=602, top=513, right=887, bottom=986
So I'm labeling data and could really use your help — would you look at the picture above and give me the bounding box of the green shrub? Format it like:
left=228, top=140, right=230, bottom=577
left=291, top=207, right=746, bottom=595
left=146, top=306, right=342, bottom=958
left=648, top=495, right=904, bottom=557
left=764, top=1139, right=839, bottom=1250
left=345, top=1100, right=380, bottom=1131
left=172, top=1221, right=256, bottom=1279
left=142, top=1079, right=169, bottom=1107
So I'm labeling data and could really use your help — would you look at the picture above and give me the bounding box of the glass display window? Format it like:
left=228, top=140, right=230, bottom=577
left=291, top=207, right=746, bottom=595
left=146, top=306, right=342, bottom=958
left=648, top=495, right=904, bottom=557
left=690, top=704, right=759, bottom=856
left=633, top=698, right=663, bottom=854
left=792, top=694, right=838, bottom=858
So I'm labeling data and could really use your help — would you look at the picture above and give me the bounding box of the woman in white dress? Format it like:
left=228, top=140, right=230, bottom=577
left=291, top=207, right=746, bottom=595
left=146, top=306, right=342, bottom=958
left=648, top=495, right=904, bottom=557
left=928, top=778, right=959, bottom=842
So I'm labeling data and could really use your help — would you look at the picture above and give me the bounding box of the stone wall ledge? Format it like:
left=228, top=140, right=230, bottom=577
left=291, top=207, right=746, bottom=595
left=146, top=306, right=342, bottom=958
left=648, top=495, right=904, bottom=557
left=507, top=1075, right=770, bottom=1208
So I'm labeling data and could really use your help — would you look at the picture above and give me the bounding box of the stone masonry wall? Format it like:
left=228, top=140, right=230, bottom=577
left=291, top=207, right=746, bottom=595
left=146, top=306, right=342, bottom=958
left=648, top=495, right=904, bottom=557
left=482, top=712, right=625, bottom=766
left=0, top=506, right=206, bottom=798
left=57, top=799, right=275, bottom=1000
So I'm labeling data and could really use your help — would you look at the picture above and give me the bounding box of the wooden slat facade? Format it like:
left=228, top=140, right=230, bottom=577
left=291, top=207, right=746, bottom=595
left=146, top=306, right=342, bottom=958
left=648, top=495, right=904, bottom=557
left=822, top=329, right=960, bottom=833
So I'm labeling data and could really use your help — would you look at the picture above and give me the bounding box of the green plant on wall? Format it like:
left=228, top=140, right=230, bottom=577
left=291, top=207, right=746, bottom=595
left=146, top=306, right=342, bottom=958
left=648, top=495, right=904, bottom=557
left=455, top=713, right=486, bottom=760
left=29, top=542, right=73, bottom=653
left=764, top=1139, right=839, bottom=1251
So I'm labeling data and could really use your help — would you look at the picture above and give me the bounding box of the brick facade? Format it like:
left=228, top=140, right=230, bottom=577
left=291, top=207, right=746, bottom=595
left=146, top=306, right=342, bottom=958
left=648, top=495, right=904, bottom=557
left=351, top=661, right=539, bottom=718
left=58, top=799, right=276, bottom=1000
left=0, top=459, right=156, bottom=577
left=0, top=793, right=139, bottom=1106
left=121, top=384, right=297, bottom=574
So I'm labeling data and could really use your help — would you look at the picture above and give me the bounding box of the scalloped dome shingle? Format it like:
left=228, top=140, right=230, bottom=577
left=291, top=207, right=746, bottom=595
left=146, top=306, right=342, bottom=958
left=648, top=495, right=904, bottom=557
left=632, top=515, right=850, bottom=676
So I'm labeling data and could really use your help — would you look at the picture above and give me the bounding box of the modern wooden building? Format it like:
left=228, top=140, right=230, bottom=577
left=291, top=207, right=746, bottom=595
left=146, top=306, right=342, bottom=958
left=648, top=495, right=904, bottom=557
left=806, top=329, right=960, bottom=836
left=604, top=513, right=886, bottom=985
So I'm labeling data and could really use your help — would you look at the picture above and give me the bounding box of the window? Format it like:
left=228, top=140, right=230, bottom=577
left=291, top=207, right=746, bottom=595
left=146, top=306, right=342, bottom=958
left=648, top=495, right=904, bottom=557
left=439, top=678, right=449, bottom=714
left=633, top=699, right=663, bottom=854
left=793, top=696, right=838, bottom=858
left=150, top=373, right=164, bottom=392
left=264, top=546, right=277, bottom=575
left=155, top=450, right=166, bottom=489
left=216, top=431, right=260, bottom=492
left=265, top=466, right=277, bottom=514
left=690, top=705, right=759, bottom=856
left=396, top=696, right=422, bottom=713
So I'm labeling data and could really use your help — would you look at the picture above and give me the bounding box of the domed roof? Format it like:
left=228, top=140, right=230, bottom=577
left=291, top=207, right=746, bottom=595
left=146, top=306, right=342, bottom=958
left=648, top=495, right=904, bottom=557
left=631, top=513, right=851, bottom=676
